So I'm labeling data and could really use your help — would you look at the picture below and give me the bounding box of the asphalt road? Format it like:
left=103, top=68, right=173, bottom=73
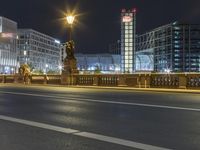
left=0, top=84, right=200, bottom=150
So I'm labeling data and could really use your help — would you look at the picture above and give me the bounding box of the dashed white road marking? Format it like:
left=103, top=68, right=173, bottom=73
left=1, top=91, right=200, bottom=112
left=0, top=115, right=170, bottom=150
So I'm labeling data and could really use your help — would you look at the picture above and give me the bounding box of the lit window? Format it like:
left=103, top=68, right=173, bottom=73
left=125, top=30, right=129, bottom=34
left=125, top=39, right=129, bottom=43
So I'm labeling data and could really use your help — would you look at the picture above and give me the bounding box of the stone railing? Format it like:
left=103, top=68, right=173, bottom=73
left=1, top=73, right=200, bottom=89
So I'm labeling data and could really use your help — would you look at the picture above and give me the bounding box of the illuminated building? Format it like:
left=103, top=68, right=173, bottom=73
left=136, top=22, right=200, bottom=72
left=0, top=16, right=18, bottom=74
left=75, top=53, right=120, bottom=73
left=17, top=29, right=61, bottom=73
left=60, top=47, right=120, bottom=73
left=121, top=9, right=136, bottom=73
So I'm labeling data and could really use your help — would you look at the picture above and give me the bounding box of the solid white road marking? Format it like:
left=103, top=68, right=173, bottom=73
left=74, top=132, right=170, bottom=150
left=0, top=115, right=78, bottom=134
left=1, top=91, right=200, bottom=112
left=0, top=115, right=170, bottom=150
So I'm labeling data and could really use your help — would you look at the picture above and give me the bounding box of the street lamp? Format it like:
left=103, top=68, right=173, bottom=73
left=58, top=65, right=63, bottom=74
left=61, top=13, right=79, bottom=78
left=66, top=15, right=75, bottom=41
left=45, top=64, right=48, bottom=74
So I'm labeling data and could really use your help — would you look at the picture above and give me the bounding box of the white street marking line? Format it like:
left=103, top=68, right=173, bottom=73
left=1, top=91, right=200, bottom=112
left=0, top=115, right=170, bottom=150
left=74, top=132, right=170, bottom=150
left=0, top=115, right=78, bottom=134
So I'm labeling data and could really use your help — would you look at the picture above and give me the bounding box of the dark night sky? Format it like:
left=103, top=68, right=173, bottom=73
left=1, top=0, right=200, bottom=53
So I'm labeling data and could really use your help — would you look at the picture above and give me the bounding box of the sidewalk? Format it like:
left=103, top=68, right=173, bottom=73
left=71, top=85, right=200, bottom=94
left=1, top=83, right=200, bottom=94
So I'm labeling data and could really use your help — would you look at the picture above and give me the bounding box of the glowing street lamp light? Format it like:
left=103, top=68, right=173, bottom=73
left=58, top=65, right=63, bottom=74
left=61, top=12, right=79, bottom=77
left=66, top=15, right=75, bottom=25
left=66, top=15, right=75, bottom=41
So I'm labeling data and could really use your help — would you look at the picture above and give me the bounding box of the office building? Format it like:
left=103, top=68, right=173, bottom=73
left=18, top=29, right=61, bottom=73
left=121, top=9, right=136, bottom=73
left=136, top=22, right=200, bottom=72
left=0, top=16, right=18, bottom=74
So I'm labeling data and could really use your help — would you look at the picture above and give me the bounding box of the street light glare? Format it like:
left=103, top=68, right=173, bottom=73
left=66, top=15, right=75, bottom=24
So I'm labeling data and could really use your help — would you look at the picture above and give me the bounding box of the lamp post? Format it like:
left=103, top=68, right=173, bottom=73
left=61, top=13, right=78, bottom=85
left=66, top=15, right=75, bottom=41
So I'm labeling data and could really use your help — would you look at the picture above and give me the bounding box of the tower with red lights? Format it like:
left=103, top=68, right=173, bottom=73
left=121, top=8, right=136, bottom=73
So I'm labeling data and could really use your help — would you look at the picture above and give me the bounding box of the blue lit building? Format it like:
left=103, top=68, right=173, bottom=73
left=136, top=22, right=200, bottom=72
left=75, top=53, right=120, bottom=73
left=60, top=46, right=121, bottom=73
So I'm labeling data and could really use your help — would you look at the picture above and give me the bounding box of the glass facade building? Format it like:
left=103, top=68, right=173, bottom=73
left=0, top=17, right=18, bottom=74
left=60, top=46, right=121, bottom=73
left=136, top=22, right=200, bottom=72
left=18, top=29, right=61, bottom=73
left=75, top=53, right=120, bottom=73
left=121, top=9, right=136, bottom=73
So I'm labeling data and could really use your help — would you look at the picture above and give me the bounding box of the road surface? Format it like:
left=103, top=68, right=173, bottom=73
left=0, top=84, right=200, bottom=150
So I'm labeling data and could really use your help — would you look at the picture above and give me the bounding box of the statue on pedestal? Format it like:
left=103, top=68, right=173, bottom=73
left=18, top=64, right=32, bottom=84
left=63, top=40, right=79, bottom=75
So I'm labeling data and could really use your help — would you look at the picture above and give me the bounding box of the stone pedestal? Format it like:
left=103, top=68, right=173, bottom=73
left=14, top=74, right=24, bottom=83
left=61, top=58, right=79, bottom=85
left=63, top=58, right=79, bottom=75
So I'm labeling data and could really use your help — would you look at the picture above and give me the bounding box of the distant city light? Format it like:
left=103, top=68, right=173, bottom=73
left=115, top=67, right=120, bottom=71
left=58, top=65, right=62, bottom=70
left=109, top=66, right=114, bottom=70
left=55, top=40, right=60, bottom=44
left=24, top=51, right=27, bottom=56
left=1, top=33, right=13, bottom=38
left=164, top=69, right=171, bottom=73
left=5, top=66, right=9, bottom=73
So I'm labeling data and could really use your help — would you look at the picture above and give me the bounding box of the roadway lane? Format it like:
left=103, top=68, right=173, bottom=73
left=0, top=84, right=200, bottom=149
left=0, top=120, right=136, bottom=150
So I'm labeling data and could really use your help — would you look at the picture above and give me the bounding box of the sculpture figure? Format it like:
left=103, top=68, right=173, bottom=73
left=63, top=40, right=78, bottom=75
left=66, top=40, right=75, bottom=60
left=19, top=64, right=31, bottom=84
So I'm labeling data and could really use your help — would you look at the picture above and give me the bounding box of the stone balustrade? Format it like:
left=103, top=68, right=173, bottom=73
left=1, top=73, right=200, bottom=89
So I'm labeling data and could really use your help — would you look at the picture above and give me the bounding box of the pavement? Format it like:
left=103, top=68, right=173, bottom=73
left=0, top=84, right=200, bottom=149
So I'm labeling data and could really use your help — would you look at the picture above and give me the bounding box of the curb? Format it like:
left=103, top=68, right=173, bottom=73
left=1, top=83, right=200, bottom=94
